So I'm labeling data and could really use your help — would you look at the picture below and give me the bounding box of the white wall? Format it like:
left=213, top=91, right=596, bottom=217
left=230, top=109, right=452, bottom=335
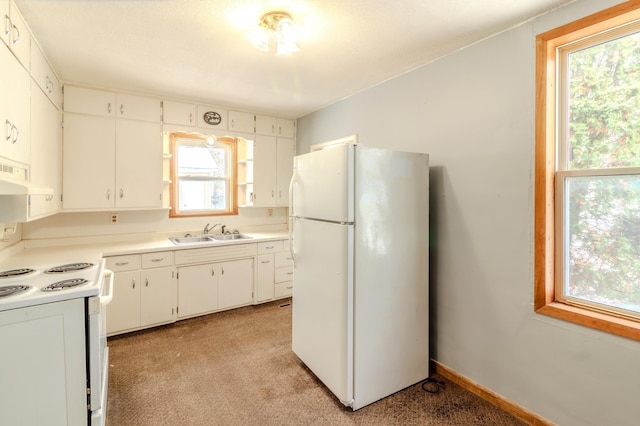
left=297, top=1, right=639, bottom=425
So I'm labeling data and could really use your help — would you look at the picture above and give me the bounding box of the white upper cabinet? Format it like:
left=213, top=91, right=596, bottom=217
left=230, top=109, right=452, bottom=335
left=0, top=42, right=30, bottom=165
left=30, top=42, right=61, bottom=108
left=163, top=100, right=196, bottom=126
left=63, top=86, right=163, bottom=210
left=255, top=115, right=295, bottom=138
left=228, top=110, right=254, bottom=133
left=3, top=1, right=30, bottom=69
left=64, top=86, right=116, bottom=117
left=275, top=137, right=295, bottom=205
left=116, top=93, right=161, bottom=122
left=276, top=118, right=295, bottom=138
left=196, top=104, right=227, bottom=132
left=255, top=115, right=276, bottom=136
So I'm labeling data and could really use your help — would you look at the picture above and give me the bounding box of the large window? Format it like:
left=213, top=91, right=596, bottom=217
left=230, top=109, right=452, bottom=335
left=535, top=2, right=640, bottom=340
left=170, top=133, right=238, bottom=217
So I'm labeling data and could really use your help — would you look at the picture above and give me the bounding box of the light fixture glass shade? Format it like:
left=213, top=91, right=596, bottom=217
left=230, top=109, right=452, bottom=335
left=246, top=11, right=299, bottom=55
left=245, top=26, right=269, bottom=52
left=275, top=17, right=299, bottom=55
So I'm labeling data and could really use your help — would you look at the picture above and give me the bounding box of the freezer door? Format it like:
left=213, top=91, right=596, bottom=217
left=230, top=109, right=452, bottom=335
left=290, top=142, right=354, bottom=223
left=291, top=217, right=354, bottom=406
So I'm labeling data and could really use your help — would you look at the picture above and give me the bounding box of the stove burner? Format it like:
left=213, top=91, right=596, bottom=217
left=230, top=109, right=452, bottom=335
left=0, top=268, right=36, bottom=279
left=41, top=278, right=90, bottom=292
left=44, top=263, right=94, bottom=274
left=0, top=285, right=32, bottom=298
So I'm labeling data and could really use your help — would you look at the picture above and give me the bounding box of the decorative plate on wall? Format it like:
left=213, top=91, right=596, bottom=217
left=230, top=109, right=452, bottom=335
left=203, top=111, right=222, bottom=126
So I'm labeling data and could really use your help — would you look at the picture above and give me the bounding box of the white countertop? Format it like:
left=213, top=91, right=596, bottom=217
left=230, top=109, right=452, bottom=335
left=0, top=231, right=289, bottom=268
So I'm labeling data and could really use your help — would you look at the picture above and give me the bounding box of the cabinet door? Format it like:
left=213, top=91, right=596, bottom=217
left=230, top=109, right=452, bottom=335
left=256, top=254, right=274, bottom=302
left=7, top=1, right=30, bottom=68
left=30, top=43, right=61, bottom=108
left=218, top=258, right=254, bottom=309
left=141, top=267, right=176, bottom=327
left=0, top=44, right=30, bottom=165
left=116, top=94, right=161, bottom=122
left=255, top=114, right=276, bottom=135
left=0, top=0, right=9, bottom=47
left=29, top=81, right=61, bottom=218
left=276, top=137, right=294, bottom=206
left=62, top=114, right=115, bottom=209
left=115, top=119, right=162, bottom=208
left=177, top=264, right=218, bottom=318
left=163, top=100, right=196, bottom=126
left=276, top=118, right=295, bottom=138
left=228, top=110, right=254, bottom=133
left=253, top=135, right=277, bottom=206
left=63, top=86, right=115, bottom=117
left=107, top=270, right=141, bottom=334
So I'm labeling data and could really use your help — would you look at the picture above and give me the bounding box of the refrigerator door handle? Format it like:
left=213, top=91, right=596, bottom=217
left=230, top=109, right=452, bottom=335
left=289, top=169, right=299, bottom=265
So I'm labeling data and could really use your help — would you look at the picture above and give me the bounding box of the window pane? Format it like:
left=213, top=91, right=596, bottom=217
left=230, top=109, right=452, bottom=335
left=567, top=31, right=640, bottom=170
left=564, top=174, right=640, bottom=315
left=178, top=180, right=228, bottom=211
left=177, top=145, right=227, bottom=177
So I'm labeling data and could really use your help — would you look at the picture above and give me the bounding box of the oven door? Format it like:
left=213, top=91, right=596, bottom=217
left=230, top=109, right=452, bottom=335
left=87, top=269, right=114, bottom=424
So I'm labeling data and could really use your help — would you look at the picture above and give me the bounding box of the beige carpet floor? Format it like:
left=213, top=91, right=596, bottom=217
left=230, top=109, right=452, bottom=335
left=106, top=299, right=527, bottom=425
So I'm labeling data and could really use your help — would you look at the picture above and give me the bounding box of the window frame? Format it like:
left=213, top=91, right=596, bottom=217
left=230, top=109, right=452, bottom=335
left=535, top=0, right=640, bottom=341
left=169, top=132, right=238, bottom=218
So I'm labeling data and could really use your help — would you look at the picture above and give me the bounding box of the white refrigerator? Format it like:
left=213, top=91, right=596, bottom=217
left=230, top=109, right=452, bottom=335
left=289, top=135, right=430, bottom=410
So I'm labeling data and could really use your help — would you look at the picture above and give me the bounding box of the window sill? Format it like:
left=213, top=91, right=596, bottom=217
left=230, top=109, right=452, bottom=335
left=536, top=302, right=640, bottom=341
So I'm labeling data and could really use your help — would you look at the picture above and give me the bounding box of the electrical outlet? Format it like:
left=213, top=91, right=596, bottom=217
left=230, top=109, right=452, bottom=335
left=110, top=214, right=119, bottom=223
left=267, top=208, right=273, bottom=217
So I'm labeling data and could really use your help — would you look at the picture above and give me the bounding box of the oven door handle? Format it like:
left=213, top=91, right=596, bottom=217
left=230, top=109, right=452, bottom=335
left=101, top=269, right=114, bottom=306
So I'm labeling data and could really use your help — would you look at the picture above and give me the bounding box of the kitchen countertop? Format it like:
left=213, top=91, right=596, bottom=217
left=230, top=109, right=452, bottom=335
left=0, top=231, right=290, bottom=268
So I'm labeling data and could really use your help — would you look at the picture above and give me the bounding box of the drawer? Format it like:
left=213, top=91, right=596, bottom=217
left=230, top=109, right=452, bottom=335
left=275, top=266, right=293, bottom=283
left=141, top=251, right=174, bottom=269
left=275, top=280, right=293, bottom=298
left=258, top=241, right=282, bottom=255
left=106, top=254, right=141, bottom=272
left=275, top=252, right=293, bottom=268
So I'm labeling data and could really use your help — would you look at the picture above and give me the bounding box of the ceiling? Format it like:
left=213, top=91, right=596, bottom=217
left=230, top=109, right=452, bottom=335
left=15, top=0, right=576, bottom=119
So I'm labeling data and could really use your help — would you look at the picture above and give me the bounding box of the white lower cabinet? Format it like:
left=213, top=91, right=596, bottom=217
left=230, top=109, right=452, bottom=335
left=178, top=258, right=254, bottom=318
left=256, top=240, right=292, bottom=302
left=274, top=244, right=294, bottom=298
left=105, top=252, right=176, bottom=336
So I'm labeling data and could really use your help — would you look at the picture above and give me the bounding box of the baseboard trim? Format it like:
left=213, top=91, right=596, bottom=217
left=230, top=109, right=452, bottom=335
left=432, top=361, right=554, bottom=426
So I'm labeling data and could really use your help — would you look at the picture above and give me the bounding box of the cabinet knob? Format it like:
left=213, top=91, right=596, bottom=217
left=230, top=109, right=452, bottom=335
left=108, top=102, right=112, bottom=114
left=146, top=278, right=149, bottom=287
left=120, top=188, right=124, bottom=199
left=132, top=278, right=136, bottom=288
left=120, top=104, right=124, bottom=115
left=106, top=189, right=111, bottom=200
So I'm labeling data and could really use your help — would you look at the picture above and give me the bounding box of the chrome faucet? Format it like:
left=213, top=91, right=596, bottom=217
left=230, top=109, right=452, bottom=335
left=203, top=222, right=222, bottom=235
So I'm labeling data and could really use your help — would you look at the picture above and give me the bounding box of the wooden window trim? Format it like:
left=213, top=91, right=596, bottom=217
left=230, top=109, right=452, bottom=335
left=534, top=0, right=640, bottom=341
left=169, top=132, right=238, bottom=218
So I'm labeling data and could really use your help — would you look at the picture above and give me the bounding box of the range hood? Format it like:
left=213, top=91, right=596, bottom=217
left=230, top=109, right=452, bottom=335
left=0, top=178, right=54, bottom=195
left=0, top=163, right=54, bottom=195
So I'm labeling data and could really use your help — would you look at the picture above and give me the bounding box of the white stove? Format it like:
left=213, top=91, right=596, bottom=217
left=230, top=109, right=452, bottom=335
left=0, top=258, right=112, bottom=426
left=0, top=260, right=105, bottom=311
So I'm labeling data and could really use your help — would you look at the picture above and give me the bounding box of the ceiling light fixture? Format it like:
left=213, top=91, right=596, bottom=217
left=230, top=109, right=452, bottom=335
left=245, top=11, right=299, bottom=56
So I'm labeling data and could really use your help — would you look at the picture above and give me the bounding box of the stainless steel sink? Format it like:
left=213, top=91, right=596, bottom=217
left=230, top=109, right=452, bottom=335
left=169, top=235, right=215, bottom=245
left=210, top=233, right=252, bottom=241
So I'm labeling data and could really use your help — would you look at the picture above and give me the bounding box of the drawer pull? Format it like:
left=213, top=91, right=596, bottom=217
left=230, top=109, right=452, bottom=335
left=286, top=286, right=293, bottom=290
left=286, top=272, right=293, bottom=275
left=115, top=261, right=130, bottom=266
left=265, top=246, right=274, bottom=250
left=261, top=260, right=270, bottom=264
left=145, top=278, right=149, bottom=287
left=132, top=278, right=136, bottom=289
left=151, top=258, right=164, bottom=262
